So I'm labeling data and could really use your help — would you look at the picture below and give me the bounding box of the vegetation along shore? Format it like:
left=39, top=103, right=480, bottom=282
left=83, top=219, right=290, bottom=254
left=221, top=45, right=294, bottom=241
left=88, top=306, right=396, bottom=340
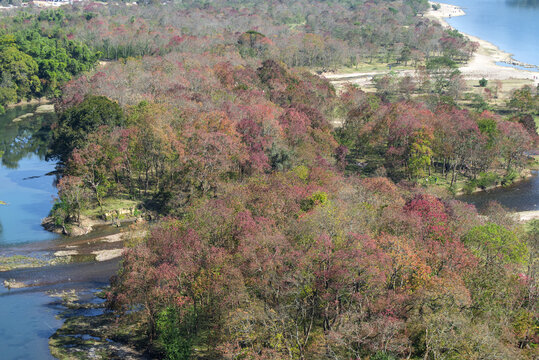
left=0, top=0, right=537, bottom=359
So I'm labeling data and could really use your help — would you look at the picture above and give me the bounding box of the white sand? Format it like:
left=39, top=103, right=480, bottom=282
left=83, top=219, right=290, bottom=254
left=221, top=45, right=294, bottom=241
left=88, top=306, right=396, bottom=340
left=427, top=2, right=539, bottom=85
left=324, top=3, right=539, bottom=90
left=54, top=250, right=79, bottom=257
left=516, top=210, right=539, bottom=222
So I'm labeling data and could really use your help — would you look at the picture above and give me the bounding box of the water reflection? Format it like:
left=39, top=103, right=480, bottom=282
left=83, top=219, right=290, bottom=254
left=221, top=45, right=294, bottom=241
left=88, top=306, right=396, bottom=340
left=506, top=0, right=538, bottom=8
left=457, top=171, right=539, bottom=212
left=0, top=105, right=55, bottom=169
left=0, top=105, right=59, bottom=246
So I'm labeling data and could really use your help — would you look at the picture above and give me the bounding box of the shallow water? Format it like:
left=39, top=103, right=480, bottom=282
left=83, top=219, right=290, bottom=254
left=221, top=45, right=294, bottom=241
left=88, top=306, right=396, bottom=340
left=442, top=0, right=539, bottom=66
left=0, top=106, right=64, bottom=359
left=0, top=289, right=63, bottom=360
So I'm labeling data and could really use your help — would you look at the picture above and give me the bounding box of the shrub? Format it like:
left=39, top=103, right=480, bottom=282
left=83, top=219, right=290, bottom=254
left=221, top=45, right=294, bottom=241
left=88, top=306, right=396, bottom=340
left=371, top=352, right=397, bottom=360
left=479, top=78, right=488, bottom=87
left=156, top=307, right=193, bottom=360
left=476, top=172, right=499, bottom=189
left=462, top=179, right=477, bottom=194
left=501, top=169, right=519, bottom=186
left=300, top=191, right=329, bottom=211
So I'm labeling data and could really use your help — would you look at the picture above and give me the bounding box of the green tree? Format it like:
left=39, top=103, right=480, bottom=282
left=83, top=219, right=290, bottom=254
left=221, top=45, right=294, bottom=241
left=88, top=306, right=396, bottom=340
left=508, top=85, right=536, bottom=114
left=463, top=223, right=528, bottom=265
left=0, top=45, right=41, bottom=100
left=156, top=307, right=194, bottom=360
left=49, top=95, right=125, bottom=162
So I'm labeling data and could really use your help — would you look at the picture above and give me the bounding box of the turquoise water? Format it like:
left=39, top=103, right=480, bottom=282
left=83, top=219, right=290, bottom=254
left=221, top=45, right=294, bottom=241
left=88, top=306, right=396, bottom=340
left=0, top=106, right=59, bottom=246
left=442, top=0, right=539, bottom=66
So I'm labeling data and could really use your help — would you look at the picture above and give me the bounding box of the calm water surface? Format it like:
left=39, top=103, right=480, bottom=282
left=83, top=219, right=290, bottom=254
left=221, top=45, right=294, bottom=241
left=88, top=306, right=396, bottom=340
left=0, top=289, right=63, bottom=360
left=442, top=0, right=539, bottom=66
left=0, top=105, right=59, bottom=246
left=457, top=171, right=539, bottom=211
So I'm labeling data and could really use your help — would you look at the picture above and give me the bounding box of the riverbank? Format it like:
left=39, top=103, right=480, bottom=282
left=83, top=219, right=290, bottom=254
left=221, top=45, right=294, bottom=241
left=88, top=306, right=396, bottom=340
left=323, top=2, right=539, bottom=92
left=427, top=2, right=539, bottom=86
left=0, top=224, right=146, bottom=282
left=6, top=97, right=51, bottom=109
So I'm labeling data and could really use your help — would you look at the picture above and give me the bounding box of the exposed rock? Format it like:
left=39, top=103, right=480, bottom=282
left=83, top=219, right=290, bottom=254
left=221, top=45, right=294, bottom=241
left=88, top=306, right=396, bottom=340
left=12, top=113, right=34, bottom=122
left=54, top=250, right=79, bottom=257
left=92, top=249, right=124, bottom=262
left=3, top=279, right=27, bottom=289
left=34, top=104, right=55, bottom=113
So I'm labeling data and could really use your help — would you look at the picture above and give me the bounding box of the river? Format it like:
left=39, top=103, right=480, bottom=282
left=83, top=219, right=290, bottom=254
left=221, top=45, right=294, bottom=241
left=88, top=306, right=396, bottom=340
left=0, top=105, right=63, bottom=359
left=457, top=171, right=539, bottom=211
left=0, top=106, right=122, bottom=359
left=441, top=0, right=539, bottom=67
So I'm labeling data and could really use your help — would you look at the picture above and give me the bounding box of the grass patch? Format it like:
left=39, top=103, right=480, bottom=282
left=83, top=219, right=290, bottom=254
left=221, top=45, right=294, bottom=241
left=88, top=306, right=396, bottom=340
left=81, top=197, right=141, bottom=219
left=0, top=255, right=46, bottom=271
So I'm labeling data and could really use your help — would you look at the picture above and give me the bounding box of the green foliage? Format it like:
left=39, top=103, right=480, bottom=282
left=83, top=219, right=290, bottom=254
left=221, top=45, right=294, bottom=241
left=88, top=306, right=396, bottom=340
left=408, top=130, right=433, bottom=179
left=156, top=307, right=193, bottom=360
left=0, top=87, right=17, bottom=109
left=463, top=223, right=528, bottom=264
left=508, top=85, right=537, bottom=114
left=477, top=116, right=498, bottom=147
left=426, top=56, right=458, bottom=70
left=37, top=9, right=66, bottom=23
left=0, top=45, right=41, bottom=102
left=14, top=28, right=100, bottom=96
left=50, top=96, right=125, bottom=162
left=292, top=165, right=309, bottom=181
left=371, top=352, right=397, bottom=360
left=479, top=78, right=488, bottom=87
left=467, top=93, right=490, bottom=112
left=501, top=169, right=519, bottom=185
left=0, top=25, right=99, bottom=106
left=50, top=198, right=70, bottom=229
left=300, top=191, right=328, bottom=211
left=475, top=172, right=499, bottom=189
left=462, top=179, right=477, bottom=195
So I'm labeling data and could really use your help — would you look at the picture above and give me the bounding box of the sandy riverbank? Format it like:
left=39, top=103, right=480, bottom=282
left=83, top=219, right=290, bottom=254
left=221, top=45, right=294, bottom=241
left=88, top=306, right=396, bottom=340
left=324, top=3, right=539, bottom=90
left=427, top=2, right=539, bottom=85
left=515, top=210, right=539, bottom=222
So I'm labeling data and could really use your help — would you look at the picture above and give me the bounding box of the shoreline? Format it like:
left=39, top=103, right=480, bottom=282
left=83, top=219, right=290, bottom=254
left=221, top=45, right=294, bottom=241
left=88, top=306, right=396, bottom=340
left=426, top=2, right=539, bottom=86
left=323, top=2, right=539, bottom=89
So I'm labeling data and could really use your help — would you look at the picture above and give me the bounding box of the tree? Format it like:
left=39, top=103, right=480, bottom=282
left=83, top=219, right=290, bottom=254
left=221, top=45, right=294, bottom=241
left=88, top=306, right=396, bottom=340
left=49, top=95, right=125, bottom=162
left=508, top=86, right=536, bottom=114
left=463, top=223, right=528, bottom=265
left=0, top=45, right=41, bottom=101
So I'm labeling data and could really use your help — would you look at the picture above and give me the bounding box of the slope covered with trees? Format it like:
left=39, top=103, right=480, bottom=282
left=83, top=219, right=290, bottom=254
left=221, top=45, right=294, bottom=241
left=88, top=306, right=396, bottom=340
left=48, top=52, right=537, bottom=360
left=0, top=1, right=536, bottom=359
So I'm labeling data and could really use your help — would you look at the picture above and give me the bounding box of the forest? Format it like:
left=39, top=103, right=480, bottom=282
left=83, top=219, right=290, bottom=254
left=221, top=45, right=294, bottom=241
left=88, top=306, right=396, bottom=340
left=0, top=0, right=537, bottom=359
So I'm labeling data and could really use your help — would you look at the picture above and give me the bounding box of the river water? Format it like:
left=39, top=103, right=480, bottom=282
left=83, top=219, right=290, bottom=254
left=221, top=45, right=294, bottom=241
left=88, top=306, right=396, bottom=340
left=0, top=105, right=125, bottom=359
left=457, top=171, right=539, bottom=211
left=441, top=0, right=539, bottom=67
left=0, top=105, right=64, bottom=359
left=0, top=105, right=59, bottom=246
